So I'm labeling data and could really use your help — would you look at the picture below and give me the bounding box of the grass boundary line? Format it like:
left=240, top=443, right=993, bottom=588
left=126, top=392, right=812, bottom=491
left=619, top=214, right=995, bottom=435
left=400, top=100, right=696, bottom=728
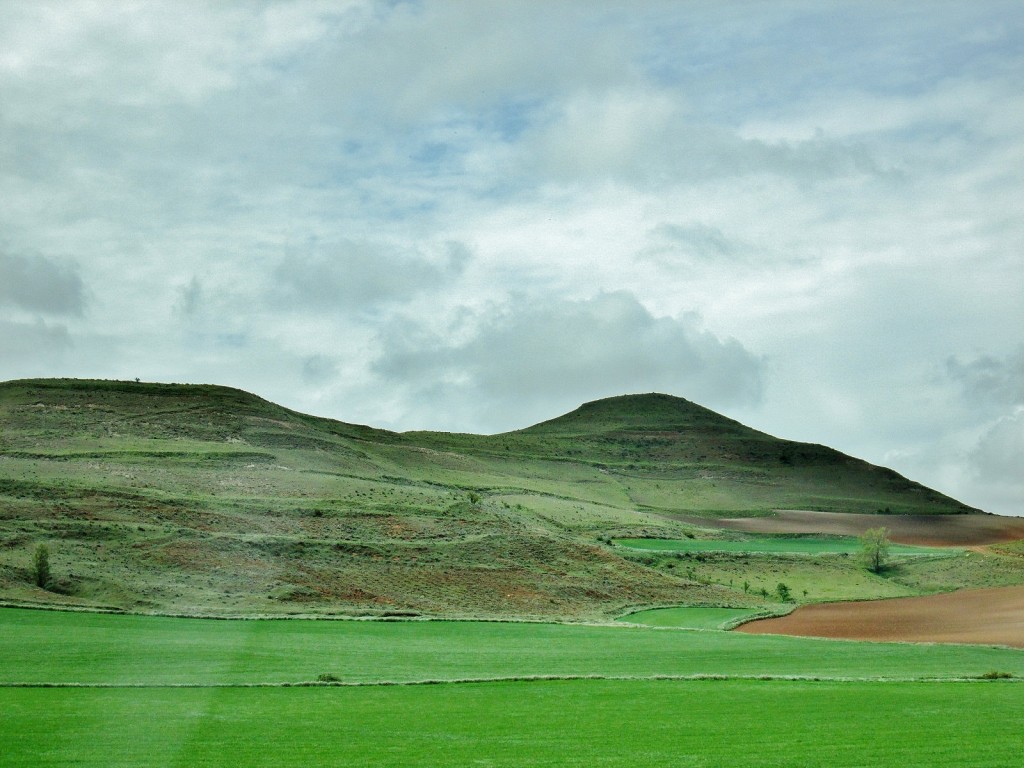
left=720, top=605, right=796, bottom=630
left=2, top=673, right=1020, bottom=690
left=0, top=600, right=778, bottom=629
left=0, top=600, right=589, bottom=625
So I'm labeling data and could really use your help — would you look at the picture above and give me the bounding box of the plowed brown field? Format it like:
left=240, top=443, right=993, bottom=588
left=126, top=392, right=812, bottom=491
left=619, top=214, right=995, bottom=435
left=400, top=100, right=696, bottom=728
left=737, top=585, right=1024, bottom=648
left=686, top=510, right=1024, bottom=546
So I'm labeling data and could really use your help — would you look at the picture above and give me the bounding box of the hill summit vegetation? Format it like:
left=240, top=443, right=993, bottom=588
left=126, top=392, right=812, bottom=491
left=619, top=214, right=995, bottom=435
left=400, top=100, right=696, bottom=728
left=0, top=378, right=992, bottom=619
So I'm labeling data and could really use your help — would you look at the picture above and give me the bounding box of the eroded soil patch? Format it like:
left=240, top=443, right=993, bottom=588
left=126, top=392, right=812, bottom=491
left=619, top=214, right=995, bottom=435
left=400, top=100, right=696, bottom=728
left=737, top=585, right=1024, bottom=648
left=686, top=510, right=1024, bottom=547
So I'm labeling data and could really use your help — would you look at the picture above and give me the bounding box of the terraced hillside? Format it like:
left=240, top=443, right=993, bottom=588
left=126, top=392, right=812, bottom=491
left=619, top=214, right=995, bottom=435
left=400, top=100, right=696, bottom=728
left=0, top=378, right=995, bottom=618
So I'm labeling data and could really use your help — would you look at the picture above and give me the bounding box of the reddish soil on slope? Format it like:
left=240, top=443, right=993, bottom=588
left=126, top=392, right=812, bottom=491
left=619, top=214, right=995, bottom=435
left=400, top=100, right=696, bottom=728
left=684, top=510, right=1024, bottom=547
left=736, top=585, right=1024, bottom=648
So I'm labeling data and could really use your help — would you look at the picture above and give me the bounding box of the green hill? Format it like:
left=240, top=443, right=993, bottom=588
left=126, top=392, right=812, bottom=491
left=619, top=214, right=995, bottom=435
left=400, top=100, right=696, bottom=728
left=0, top=379, right=986, bottom=619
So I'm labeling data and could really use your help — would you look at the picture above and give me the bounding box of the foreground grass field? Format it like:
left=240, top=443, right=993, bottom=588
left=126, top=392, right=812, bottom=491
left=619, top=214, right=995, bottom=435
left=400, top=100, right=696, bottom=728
left=4, top=607, right=1024, bottom=685
left=4, top=680, right=1023, bottom=767
left=4, top=608, right=1022, bottom=766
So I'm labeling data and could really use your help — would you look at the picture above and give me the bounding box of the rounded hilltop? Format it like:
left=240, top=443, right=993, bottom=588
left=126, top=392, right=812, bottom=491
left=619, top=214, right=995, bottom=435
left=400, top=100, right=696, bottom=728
left=516, top=393, right=757, bottom=436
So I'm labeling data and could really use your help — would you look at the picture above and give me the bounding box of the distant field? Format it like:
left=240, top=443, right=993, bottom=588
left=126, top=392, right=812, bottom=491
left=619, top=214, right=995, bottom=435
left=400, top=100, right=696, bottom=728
left=618, top=606, right=762, bottom=629
left=615, top=536, right=948, bottom=556
left=4, top=680, right=1023, bottom=767
left=4, top=607, right=1023, bottom=685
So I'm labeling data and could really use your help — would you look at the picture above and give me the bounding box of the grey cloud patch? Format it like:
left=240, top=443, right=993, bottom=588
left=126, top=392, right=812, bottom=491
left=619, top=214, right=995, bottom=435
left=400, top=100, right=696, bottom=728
left=971, top=410, right=1024, bottom=483
left=946, top=347, right=1024, bottom=408
left=521, top=91, right=890, bottom=187
left=967, top=409, right=1024, bottom=515
left=637, top=222, right=812, bottom=274
left=652, top=223, right=738, bottom=260
left=302, top=354, right=340, bottom=385
left=943, top=347, right=1024, bottom=513
left=0, top=319, right=72, bottom=363
left=640, top=223, right=746, bottom=269
left=174, top=277, right=203, bottom=319
left=272, top=240, right=470, bottom=312
left=374, top=291, right=765, bottom=432
left=0, top=252, right=85, bottom=316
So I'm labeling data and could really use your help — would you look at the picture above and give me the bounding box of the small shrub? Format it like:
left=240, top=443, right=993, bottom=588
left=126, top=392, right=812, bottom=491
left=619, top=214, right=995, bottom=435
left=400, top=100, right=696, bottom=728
left=978, top=671, right=1014, bottom=680
left=32, top=543, right=51, bottom=589
left=316, top=673, right=341, bottom=683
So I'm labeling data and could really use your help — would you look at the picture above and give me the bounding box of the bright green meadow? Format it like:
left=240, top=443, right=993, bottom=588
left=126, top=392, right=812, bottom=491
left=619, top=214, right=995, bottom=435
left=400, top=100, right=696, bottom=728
left=2, top=607, right=1023, bottom=767
left=617, top=605, right=764, bottom=629
left=4, top=681, right=1023, bottom=768
left=4, top=607, right=1024, bottom=685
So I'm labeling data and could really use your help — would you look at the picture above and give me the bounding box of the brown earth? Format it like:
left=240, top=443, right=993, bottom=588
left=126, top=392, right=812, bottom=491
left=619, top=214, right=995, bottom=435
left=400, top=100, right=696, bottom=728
left=737, top=585, right=1024, bottom=648
left=683, top=510, right=1024, bottom=547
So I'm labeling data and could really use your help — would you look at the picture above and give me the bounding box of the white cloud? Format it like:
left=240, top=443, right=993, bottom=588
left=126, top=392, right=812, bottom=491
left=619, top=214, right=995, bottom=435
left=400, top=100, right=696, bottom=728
left=372, top=291, right=765, bottom=432
left=271, top=240, right=470, bottom=313
left=0, top=1, right=1021, bottom=515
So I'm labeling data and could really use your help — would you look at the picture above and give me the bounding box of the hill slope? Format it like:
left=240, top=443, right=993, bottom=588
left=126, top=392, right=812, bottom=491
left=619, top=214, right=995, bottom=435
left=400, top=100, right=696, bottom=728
left=0, top=379, right=988, bottom=618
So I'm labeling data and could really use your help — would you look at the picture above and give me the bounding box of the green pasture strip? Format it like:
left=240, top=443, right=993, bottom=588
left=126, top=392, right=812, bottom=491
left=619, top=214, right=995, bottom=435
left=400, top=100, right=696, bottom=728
left=3, top=608, right=1023, bottom=686
left=3, top=680, right=1022, bottom=767
left=617, top=606, right=762, bottom=629
left=616, top=536, right=948, bottom=555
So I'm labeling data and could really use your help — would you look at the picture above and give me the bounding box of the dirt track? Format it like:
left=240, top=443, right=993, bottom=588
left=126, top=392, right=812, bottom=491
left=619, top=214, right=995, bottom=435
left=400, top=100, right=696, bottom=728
left=737, top=585, right=1024, bottom=648
left=686, top=510, right=1024, bottom=547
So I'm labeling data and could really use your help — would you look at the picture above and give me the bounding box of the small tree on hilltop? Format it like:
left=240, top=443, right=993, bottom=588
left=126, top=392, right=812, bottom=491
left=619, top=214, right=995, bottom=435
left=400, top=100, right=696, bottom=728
left=33, top=543, right=51, bottom=589
left=861, top=527, right=891, bottom=574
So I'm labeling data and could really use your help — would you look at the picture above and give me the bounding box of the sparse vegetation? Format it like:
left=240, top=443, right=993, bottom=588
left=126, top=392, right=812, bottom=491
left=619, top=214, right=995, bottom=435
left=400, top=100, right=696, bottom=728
left=978, top=671, right=1014, bottom=680
left=0, top=379, right=993, bottom=619
left=32, top=543, right=50, bottom=590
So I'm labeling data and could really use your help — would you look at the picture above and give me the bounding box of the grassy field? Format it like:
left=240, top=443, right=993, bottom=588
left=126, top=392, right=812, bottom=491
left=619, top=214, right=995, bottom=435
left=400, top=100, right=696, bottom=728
left=4, top=607, right=1024, bottom=685
left=615, top=536, right=949, bottom=556
left=3, top=607, right=1023, bottom=767
left=4, top=680, right=1023, bottom=767
left=617, top=605, right=764, bottom=629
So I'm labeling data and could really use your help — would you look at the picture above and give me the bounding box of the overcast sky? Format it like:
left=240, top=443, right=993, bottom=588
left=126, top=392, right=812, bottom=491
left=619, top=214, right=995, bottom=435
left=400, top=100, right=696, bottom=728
left=1, top=1, right=1022, bottom=516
